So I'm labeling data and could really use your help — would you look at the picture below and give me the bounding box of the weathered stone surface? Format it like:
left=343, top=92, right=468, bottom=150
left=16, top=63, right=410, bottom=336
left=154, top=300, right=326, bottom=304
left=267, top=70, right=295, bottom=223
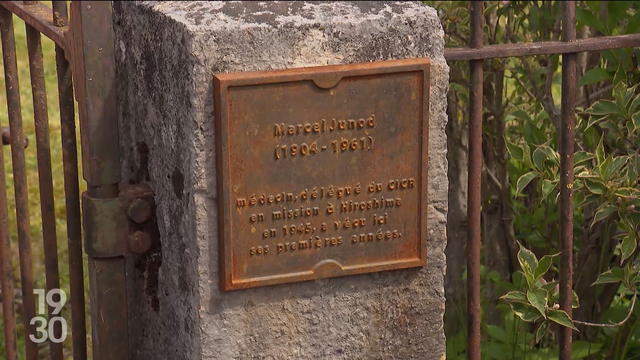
left=114, top=1, right=448, bottom=359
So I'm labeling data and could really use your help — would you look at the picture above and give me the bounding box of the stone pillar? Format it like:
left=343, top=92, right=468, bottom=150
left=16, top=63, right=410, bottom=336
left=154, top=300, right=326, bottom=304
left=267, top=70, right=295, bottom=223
left=114, top=2, right=449, bottom=359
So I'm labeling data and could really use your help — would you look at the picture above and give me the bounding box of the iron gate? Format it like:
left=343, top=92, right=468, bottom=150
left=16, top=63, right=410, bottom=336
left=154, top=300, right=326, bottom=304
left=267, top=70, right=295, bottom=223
left=444, top=2, right=640, bottom=360
left=0, top=1, right=129, bottom=359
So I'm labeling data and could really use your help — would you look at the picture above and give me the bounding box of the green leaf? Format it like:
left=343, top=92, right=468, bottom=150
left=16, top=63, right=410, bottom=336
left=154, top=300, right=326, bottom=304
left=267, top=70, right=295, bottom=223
left=591, top=204, right=617, bottom=227
left=577, top=68, right=613, bottom=88
left=449, top=83, right=467, bottom=93
left=574, top=151, right=595, bottom=166
left=537, top=145, right=559, bottom=165
left=592, top=267, right=625, bottom=286
left=615, top=187, right=640, bottom=199
left=572, top=290, right=580, bottom=309
left=516, top=172, right=537, bottom=198
left=533, top=147, right=547, bottom=172
left=541, top=179, right=557, bottom=201
left=483, top=3, right=498, bottom=16
left=578, top=194, right=601, bottom=208
left=613, top=65, right=626, bottom=87
left=583, top=178, right=607, bottom=195
left=517, top=243, right=539, bottom=277
left=486, top=325, right=506, bottom=344
left=527, top=288, right=549, bottom=318
left=595, top=134, right=605, bottom=165
left=586, top=1, right=601, bottom=13
left=585, top=115, right=609, bottom=132
left=576, top=7, right=608, bottom=34
left=574, top=164, right=592, bottom=175
left=522, top=142, right=533, bottom=168
left=624, top=262, right=639, bottom=286
left=572, top=341, right=602, bottom=358
left=508, top=301, right=543, bottom=323
left=627, top=12, right=640, bottom=35
left=534, top=253, right=559, bottom=282
left=511, top=109, right=532, bottom=122
left=506, top=140, right=524, bottom=162
left=621, top=83, right=636, bottom=110
left=585, top=99, right=624, bottom=117
left=528, top=6, right=540, bottom=31
left=620, top=235, right=637, bottom=264
left=547, top=309, right=578, bottom=330
left=630, top=93, right=640, bottom=115
left=535, top=321, right=549, bottom=343
left=629, top=267, right=640, bottom=286
left=500, top=291, right=528, bottom=303
left=598, top=156, right=612, bottom=180
left=603, top=156, right=628, bottom=182
left=632, top=112, right=640, bottom=131
left=541, top=281, right=558, bottom=293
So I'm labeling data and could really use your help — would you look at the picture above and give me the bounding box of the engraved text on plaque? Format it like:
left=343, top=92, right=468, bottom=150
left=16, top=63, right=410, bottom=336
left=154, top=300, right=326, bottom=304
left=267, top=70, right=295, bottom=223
left=214, top=58, right=430, bottom=290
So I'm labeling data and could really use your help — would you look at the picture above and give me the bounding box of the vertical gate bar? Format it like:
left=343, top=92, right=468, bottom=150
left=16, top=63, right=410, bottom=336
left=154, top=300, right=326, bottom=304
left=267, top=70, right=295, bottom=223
left=53, top=1, right=88, bottom=358
left=559, top=1, right=577, bottom=359
left=0, top=92, right=18, bottom=360
left=0, top=7, right=39, bottom=360
left=69, top=2, right=129, bottom=359
left=24, top=17, right=64, bottom=360
left=70, top=1, right=121, bottom=186
left=51, top=1, right=68, bottom=27
left=53, top=2, right=89, bottom=359
left=467, top=2, right=483, bottom=360
left=56, top=48, right=88, bottom=360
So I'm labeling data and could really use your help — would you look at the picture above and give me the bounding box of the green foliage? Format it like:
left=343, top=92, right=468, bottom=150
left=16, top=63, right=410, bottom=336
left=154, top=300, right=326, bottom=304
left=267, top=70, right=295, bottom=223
left=501, top=244, right=577, bottom=343
left=434, top=0, right=640, bottom=358
left=505, top=78, right=640, bottom=348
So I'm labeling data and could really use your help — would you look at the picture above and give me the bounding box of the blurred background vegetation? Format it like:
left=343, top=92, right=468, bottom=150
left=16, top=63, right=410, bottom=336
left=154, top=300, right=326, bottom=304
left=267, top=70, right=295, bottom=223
left=0, top=2, right=89, bottom=359
left=423, top=0, right=640, bottom=359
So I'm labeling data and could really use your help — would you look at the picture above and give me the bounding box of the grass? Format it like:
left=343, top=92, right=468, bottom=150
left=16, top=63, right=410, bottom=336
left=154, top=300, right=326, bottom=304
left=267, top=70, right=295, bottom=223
left=0, top=3, right=91, bottom=359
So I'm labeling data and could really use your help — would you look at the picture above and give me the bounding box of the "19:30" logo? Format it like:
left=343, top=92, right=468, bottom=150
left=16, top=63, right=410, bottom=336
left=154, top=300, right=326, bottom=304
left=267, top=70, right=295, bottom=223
left=29, top=289, right=68, bottom=344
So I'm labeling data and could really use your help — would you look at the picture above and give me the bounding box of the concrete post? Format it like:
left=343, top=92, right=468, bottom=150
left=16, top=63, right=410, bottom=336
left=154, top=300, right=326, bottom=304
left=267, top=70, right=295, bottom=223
left=114, top=2, right=449, bottom=359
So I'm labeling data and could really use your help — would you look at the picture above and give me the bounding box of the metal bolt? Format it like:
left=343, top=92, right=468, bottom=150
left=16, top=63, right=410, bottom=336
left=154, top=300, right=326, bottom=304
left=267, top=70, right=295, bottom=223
left=128, top=231, right=151, bottom=254
left=2, top=127, right=29, bottom=148
left=127, top=198, right=151, bottom=224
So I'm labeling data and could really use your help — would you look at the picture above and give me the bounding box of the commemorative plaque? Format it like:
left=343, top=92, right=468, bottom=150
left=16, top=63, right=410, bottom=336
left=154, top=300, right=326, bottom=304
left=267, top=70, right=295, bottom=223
left=214, top=58, right=430, bottom=290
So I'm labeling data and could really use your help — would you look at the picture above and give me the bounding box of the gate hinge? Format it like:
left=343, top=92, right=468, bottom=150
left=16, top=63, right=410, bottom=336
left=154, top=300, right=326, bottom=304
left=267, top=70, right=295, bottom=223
left=82, top=183, right=160, bottom=258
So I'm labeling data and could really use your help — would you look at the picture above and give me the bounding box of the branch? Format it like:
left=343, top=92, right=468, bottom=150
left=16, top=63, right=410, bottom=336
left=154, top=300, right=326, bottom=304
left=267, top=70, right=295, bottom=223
left=514, top=76, right=537, bottom=101
left=577, top=84, right=614, bottom=109
left=573, top=291, right=637, bottom=328
left=484, top=164, right=503, bottom=192
left=504, top=22, right=561, bottom=132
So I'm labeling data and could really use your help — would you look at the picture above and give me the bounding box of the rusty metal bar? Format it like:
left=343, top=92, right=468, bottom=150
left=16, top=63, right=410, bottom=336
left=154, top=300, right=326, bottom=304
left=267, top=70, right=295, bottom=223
left=559, top=1, right=577, bottom=359
left=87, top=257, right=128, bottom=360
left=53, top=2, right=88, bottom=358
left=0, top=154, right=17, bottom=360
left=69, top=2, right=120, bottom=187
left=51, top=0, right=68, bottom=27
left=0, top=7, right=38, bottom=360
left=0, top=1, right=66, bottom=48
left=69, top=1, right=128, bottom=359
left=467, top=2, right=483, bottom=360
left=445, top=33, right=640, bottom=61
left=24, top=18, right=64, bottom=360
left=0, top=95, right=18, bottom=360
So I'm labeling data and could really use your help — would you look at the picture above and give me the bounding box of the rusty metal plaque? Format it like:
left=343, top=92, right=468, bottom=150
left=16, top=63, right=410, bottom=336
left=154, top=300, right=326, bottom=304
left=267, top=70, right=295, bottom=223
left=214, top=58, right=430, bottom=291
